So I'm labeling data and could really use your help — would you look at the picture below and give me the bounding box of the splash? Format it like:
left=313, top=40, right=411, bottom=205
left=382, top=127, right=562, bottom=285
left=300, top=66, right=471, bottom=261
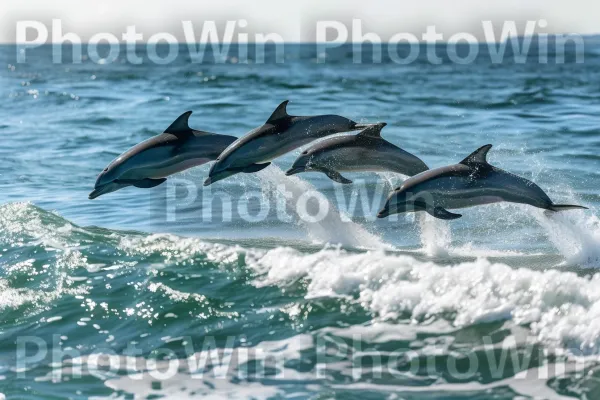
left=417, top=212, right=452, bottom=257
left=533, top=209, right=600, bottom=268
left=258, top=166, right=390, bottom=250
left=375, top=172, right=406, bottom=190
left=248, top=245, right=600, bottom=355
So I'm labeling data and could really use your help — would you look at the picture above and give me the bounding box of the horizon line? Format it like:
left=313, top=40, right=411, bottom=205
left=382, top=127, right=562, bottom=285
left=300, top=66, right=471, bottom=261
left=2, top=34, right=599, bottom=46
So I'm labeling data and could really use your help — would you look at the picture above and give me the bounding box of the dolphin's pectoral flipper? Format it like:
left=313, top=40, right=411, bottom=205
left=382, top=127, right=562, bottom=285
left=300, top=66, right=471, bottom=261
left=130, top=178, right=167, bottom=188
left=326, top=171, right=352, bottom=184
left=426, top=207, right=462, bottom=220
left=242, top=163, right=271, bottom=173
left=318, top=168, right=352, bottom=184
left=548, top=204, right=588, bottom=212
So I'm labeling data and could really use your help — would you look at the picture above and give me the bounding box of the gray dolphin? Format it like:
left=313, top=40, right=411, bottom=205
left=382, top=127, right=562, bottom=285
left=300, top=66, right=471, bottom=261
left=285, top=123, right=428, bottom=183
left=377, top=144, right=587, bottom=219
left=90, top=112, right=237, bottom=199
left=204, top=100, right=370, bottom=185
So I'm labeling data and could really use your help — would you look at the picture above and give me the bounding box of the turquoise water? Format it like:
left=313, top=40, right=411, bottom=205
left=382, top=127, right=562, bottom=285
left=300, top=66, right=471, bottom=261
left=1, top=44, right=600, bottom=399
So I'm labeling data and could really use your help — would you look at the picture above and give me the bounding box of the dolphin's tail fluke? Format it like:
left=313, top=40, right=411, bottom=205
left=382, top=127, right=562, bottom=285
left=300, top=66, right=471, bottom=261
left=548, top=204, right=588, bottom=212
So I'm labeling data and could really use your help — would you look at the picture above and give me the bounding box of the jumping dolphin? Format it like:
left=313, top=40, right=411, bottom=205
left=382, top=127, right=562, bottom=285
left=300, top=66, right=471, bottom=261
left=203, top=100, right=370, bottom=185
left=89, top=112, right=237, bottom=199
left=377, top=144, right=587, bottom=219
left=285, top=123, right=428, bottom=183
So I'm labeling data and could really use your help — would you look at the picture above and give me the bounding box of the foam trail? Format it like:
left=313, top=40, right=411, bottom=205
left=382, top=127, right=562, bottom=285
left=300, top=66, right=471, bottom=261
left=258, top=166, right=389, bottom=250
left=249, top=246, right=600, bottom=355
left=533, top=209, right=600, bottom=267
left=417, top=212, right=451, bottom=257
left=376, top=172, right=407, bottom=190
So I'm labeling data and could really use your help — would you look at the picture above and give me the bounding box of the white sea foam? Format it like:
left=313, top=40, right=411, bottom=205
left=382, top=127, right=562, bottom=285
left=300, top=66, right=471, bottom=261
left=117, top=232, right=600, bottom=355
left=258, top=166, right=390, bottom=250
left=247, top=245, right=600, bottom=355
left=0, top=203, right=90, bottom=314
left=5, top=202, right=600, bottom=359
left=417, top=213, right=452, bottom=257
left=533, top=209, right=600, bottom=267
left=375, top=171, right=406, bottom=190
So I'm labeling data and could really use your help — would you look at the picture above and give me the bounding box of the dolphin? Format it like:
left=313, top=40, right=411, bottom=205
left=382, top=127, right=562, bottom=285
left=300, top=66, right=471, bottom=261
left=203, top=100, right=371, bottom=185
left=89, top=112, right=237, bottom=199
left=285, top=123, right=428, bottom=183
left=377, top=144, right=587, bottom=219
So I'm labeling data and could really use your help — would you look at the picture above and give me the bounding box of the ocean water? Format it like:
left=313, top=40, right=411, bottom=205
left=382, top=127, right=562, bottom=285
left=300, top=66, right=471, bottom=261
left=1, top=43, right=600, bottom=399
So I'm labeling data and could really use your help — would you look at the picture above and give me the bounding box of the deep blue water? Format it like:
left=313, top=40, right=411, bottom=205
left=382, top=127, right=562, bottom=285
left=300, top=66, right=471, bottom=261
left=1, top=43, right=600, bottom=399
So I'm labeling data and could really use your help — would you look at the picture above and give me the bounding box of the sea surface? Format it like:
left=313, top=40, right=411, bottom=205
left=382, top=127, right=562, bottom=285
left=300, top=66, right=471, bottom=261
left=1, top=43, right=600, bottom=399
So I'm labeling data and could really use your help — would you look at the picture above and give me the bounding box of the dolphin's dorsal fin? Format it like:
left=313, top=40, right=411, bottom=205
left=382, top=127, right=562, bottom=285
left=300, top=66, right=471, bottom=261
left=266, top=100, right=291, bottom=124
left=460, top=144, right=493, bottom=166
left=358, top=123, right=387, bottom=138
left=164, top=111, right=193, bottom=135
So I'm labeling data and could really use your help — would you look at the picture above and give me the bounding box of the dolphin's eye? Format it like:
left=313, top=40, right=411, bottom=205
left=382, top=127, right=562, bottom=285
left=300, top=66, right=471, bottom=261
left=302, top=150, right=308, bottom=155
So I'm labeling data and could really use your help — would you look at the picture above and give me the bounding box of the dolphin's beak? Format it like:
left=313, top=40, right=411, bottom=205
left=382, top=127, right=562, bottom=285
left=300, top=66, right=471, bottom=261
left=89, top=181, right=131, bottom=199
left=89, top=185, right=111, bottom=200
left=203, top=174, right=225, bottom=186
left=204, top=168, right=238, bottom=186
left=285, top=166, right=305, bottom=176
left=88, top=189, right=102, bottom=200
left=377, top=208, right=390, bottom=218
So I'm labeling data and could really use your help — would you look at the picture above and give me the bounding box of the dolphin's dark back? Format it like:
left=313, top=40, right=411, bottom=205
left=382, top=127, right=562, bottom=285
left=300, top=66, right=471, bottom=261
left=209, top=101, right=360, bottom=175
left=92, top=110, right=237, bottom=198
left=395, top=164, right=469, bottom=192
